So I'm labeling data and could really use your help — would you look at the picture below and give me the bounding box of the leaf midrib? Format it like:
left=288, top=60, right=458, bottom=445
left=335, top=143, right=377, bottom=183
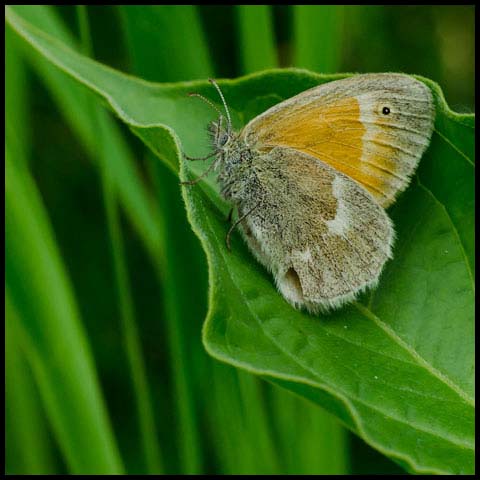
left=355, top=303, right=473, bottom=407
left=434, top=128, right=474, bottom=167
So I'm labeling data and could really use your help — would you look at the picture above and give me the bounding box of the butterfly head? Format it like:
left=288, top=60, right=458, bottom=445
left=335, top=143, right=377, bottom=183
left=189, top=79, right=237, bottom=154
left=207, top=116, right=231, bottom=150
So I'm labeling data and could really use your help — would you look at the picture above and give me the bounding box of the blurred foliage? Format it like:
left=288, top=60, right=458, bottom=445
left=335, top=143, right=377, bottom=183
left=5, top=5, right=474, bottom=475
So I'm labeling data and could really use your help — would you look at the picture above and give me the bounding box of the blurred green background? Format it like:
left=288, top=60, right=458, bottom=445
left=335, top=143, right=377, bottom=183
left=5, top=5, right=474, bottom=475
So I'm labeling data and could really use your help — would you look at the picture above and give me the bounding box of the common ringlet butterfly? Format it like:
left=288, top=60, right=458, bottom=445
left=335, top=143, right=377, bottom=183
left=183, top=74, right=435, bottom=312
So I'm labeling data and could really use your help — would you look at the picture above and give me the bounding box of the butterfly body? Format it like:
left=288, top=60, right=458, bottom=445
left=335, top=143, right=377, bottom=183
left=192, top=73, right=435, bottom=313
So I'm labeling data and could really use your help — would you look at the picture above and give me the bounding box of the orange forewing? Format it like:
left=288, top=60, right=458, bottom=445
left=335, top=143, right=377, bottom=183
left=246, top=97, right=403, bottom=204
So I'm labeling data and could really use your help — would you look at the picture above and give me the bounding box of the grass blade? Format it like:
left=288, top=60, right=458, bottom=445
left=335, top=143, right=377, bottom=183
left=293, top=5, right=344, bottom=73
left=147, top=158, right=207, bottom=473
left=75, top=6, right=164, bottom=474
left=99, top=109, right=165, bottom=474
left=10, top=5, right=165, bottom=265
left=269, top=383, right=348, bottom=474
left=119, top=6, right=214, bottom=472
left=6, top=297, right=57, bottom=474
left=5, top=25, right=30, bottom=166
left=236, top=372, right=281, bottom=473
left=235, top=6, right=277, bottom=74
left=5, top=147, right=125, bottom=474
left=119, top=5, right=213, bottom=82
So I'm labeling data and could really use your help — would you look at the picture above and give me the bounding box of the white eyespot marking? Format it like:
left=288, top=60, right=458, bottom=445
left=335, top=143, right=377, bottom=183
left=325, top=175, right=350, bottom=237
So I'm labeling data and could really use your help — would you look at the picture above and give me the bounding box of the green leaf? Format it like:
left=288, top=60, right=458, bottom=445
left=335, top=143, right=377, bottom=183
left=6, top=297, right=56, bottom=474
left=76, top=6, right=164, bottom=473
left=5, top=28, right=56, bottom=474
left=5, top=148, right=125, bottom=474
left=235, top=6, right=277, bottom=74
left=119, top=5, right=212, bottom=473
left=119, top=5, right=214, bottom=82
left=120, top=6, right=347, bottom=475
left=6, top=7, right=474, bottom=474
left=293, top=5, right=345, bottom=73
left=5, top=24, right=30, bottom=166
left=10, top=5, right=165, bottom=265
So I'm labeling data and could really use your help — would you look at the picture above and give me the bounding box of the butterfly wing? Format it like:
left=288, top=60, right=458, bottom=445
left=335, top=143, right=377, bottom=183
left=237, top=147, right=394, bottom=312
left=242, top=73, right=434, bottom=208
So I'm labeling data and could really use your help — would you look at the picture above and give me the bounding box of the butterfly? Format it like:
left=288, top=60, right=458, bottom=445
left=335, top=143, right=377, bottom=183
left=183, top=74, right=435, bottom=312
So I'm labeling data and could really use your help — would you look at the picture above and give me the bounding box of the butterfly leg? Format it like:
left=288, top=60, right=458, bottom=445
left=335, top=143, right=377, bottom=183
left=180, top=157, right=218, bottom=186
left=182, top=150, right=218, bottom=161
left=225, top=203, right=259, bottom=251
left=226, top=206, right=235, bottom=223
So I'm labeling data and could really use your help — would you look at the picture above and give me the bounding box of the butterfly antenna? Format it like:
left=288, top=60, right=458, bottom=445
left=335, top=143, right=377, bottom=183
left=188, top=92, right=223, bottom=118
left=209, top=78, right=232, bottom=136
